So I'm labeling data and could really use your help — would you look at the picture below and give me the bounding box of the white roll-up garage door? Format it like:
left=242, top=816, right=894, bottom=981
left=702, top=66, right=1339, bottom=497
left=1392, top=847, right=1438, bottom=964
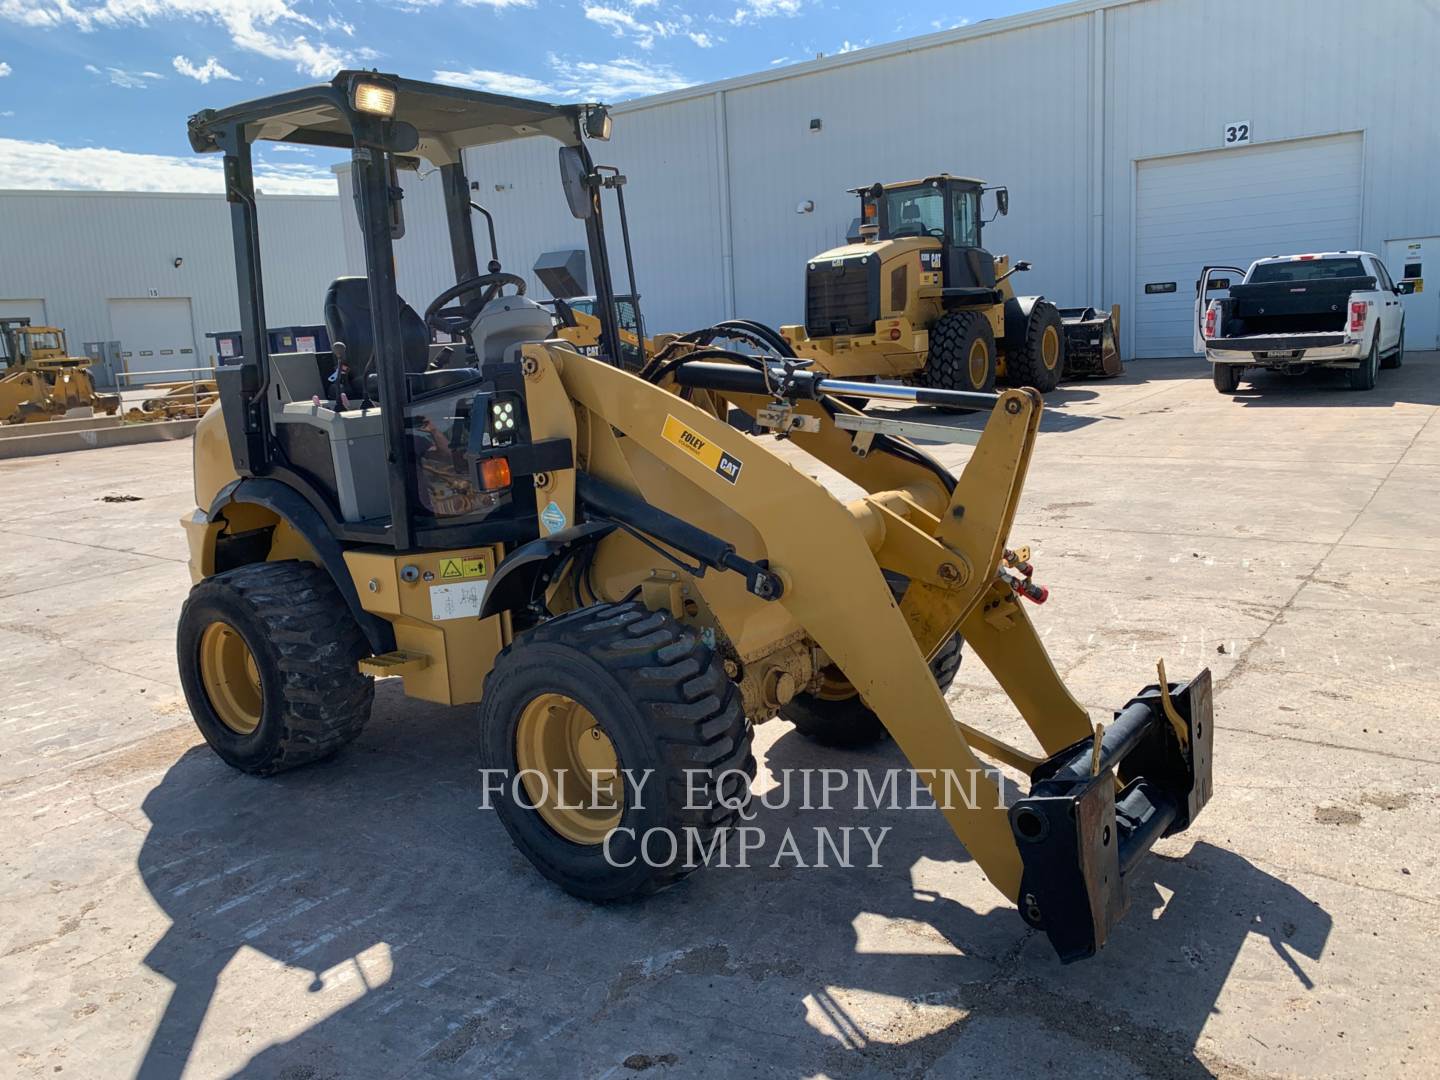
left=1133, top=133, right=1363, bottom=358
left=108, top=298, right=199, bottom=385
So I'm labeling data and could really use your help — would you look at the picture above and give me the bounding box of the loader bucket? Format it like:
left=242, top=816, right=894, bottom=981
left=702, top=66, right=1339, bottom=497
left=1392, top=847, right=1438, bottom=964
left=1059, top=305, right=1123, bottom=377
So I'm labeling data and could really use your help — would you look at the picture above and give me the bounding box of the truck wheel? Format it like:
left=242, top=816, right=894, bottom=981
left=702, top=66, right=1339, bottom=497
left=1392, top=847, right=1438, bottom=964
left=478, top=601, right=754, bottom=902
left=919, top=311, right=996, bottom=402
left=1381, top=323, right=1404, bottom=369
left=1004, top=300, right=1064, bottom=392
left=1349, top=335, right=1379, bottom=390
left=1212, top=364, right=1243, bottom=393
left=177, top=561, right=374, bottom=776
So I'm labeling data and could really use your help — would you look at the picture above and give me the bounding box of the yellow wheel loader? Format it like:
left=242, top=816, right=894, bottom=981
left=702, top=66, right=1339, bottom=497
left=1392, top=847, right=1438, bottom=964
left=779, top=176, right=1123, bottom=396
left=177, top=73, right=1211, bottom=962
left=0, top=319, right=121, bottom=424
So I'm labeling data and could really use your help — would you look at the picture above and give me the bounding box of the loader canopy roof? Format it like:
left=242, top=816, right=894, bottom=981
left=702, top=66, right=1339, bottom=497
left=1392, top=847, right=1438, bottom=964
left=187, top=70, right=590, bottom=165
left=850, top=175, right=986, bottom=194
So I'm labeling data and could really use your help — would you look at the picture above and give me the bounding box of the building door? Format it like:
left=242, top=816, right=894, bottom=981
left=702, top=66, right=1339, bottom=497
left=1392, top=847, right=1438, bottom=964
left=1385, top=238, right=1438, bottom=352
left=107, top=298, right=199, bottom=386
left=1133, top=133, right=1363, bottom=358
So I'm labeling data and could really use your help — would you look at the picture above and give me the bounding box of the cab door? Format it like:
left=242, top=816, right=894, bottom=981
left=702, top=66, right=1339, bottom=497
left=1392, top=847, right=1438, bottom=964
left=1194, top=266, right=1245, bottom=352
left=1368, top=257, right=1403, bottom=353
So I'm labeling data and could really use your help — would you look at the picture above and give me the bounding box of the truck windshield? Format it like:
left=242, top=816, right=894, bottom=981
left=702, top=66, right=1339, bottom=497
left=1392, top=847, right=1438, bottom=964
left=1248, top=258, right=1366, bottom=283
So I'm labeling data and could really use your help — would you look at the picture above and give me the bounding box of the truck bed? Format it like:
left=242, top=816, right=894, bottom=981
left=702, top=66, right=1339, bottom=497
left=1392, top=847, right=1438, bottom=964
left=1219, top=275, right=1372, bottom=336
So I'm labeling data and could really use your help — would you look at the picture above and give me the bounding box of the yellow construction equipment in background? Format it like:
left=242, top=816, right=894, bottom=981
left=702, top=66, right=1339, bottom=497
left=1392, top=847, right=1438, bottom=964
left=781, top=176, right=1123, bottom=396
left=0, top=318, right=121, bottom=424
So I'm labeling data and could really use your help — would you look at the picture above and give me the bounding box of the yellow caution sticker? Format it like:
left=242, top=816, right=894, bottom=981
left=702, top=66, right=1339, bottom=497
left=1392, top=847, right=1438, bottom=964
left=662, top=414, right=743, bottom=485
left=438, top=555, right=487, bottom=580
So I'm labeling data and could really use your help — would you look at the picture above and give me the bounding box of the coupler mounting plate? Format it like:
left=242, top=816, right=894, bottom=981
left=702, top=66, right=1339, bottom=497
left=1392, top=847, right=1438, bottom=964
left=1008, top=667, right=1214, bottom=962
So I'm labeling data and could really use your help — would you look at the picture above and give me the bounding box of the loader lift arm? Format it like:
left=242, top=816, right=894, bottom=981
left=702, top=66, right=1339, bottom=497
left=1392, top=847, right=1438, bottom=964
left=542, top=346, right=1212, bottom=960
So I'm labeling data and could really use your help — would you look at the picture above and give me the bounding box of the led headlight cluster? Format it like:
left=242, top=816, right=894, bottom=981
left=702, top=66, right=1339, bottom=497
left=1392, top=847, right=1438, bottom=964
left=491, top=399, right=516, bottom=432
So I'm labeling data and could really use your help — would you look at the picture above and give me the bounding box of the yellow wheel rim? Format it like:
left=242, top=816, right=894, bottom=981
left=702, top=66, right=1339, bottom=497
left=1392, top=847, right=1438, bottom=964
left=968, top=338, right=991, bottom=388
left=198, top=621, right=263, bottom=735
left=515, top=693, right=623, bottom=845
left=1041, top=325, right=1061, bottom=370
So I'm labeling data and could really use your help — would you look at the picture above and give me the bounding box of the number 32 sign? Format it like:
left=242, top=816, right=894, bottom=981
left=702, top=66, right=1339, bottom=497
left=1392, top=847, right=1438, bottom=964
left=1223, top=121, right=1251, bottom=147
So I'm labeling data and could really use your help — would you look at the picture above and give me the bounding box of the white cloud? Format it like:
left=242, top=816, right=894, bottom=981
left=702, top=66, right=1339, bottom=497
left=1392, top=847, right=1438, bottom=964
left=730, top=0, right=801, bottom=25
left=434, top=67, right=557, bottom=97
left=0, top=61, right=11, bottom=77
left=435, top=55, right=692, bottom=103
left=0, top=1, right=355, bottom=78
left=582, top=3, right=682, bottom=50
left=85, top=63, right=162, bottom=89
left=172, top=54, right=239, bottom=83
left=687, top=31, right=716, bottom=47
left=0, top=136, right=337, bottom=194
left=554, top=56, right=690, bottom=100
left=458, top=0, right=536, bottom=6
left=930, top=16, right=971, bottom=30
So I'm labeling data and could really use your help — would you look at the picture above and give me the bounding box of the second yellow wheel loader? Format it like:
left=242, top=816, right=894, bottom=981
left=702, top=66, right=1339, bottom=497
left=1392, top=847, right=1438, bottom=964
left=0, top=319, right=121, bottom=424
left=780, top=176, right=1123, bottom=395
left=176, top=72, right=1211, bottom=963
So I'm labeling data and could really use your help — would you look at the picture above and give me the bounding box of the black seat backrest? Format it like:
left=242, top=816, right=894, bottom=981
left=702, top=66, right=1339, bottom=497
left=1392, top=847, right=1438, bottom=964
left=322, top=277, right=431, bottom=385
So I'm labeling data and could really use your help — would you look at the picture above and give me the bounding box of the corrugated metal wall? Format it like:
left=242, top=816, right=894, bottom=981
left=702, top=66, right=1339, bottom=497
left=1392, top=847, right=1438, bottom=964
left=0, top=190, right=345, bottom=365
left=334, top=0, right=1440, bottom=358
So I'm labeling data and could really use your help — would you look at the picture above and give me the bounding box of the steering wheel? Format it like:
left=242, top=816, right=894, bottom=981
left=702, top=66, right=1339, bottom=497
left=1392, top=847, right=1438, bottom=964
left=424, top=273, right=527, bottom=336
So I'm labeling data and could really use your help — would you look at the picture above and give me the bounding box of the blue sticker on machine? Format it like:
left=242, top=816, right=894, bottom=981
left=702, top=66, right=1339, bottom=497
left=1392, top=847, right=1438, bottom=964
left=540, top=500, right=567, bottom=533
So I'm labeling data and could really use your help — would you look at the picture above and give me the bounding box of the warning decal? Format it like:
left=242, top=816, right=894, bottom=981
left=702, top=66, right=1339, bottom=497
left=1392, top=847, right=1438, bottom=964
left=661, top=415, right=743, bottom=485
left=438, top=555, right=487, bottom=580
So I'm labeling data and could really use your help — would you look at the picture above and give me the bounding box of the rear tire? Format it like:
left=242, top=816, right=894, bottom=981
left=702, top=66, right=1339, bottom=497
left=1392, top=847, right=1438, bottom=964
left=919, top=311, right=996, bottom=406
left=1004, top=299, right=1064, bottom=393
left=1348, top=335, right=1379, bottom=390
left=1212, top=364, right=1243, bottom=393
left=478, top=602, right=754, bottom=902
left=177, top=561, right=374, bottom=776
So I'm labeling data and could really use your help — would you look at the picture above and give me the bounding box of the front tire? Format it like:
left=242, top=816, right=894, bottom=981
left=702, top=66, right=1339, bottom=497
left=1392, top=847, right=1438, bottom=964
left=919, top=311, right=997, bottom=405
left=1348, top=335, right=1379, bottom=390
left=1004, top=299, right=1064, bottom=392
left=478, top=602, right=754, bottom=902
left=1212, top=364, right=1243, bottom=393
left=177, top=561, right=374, bottom=776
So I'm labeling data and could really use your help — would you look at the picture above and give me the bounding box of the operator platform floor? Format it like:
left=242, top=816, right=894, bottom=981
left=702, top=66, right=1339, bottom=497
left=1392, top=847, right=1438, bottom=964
left=1, top=353, right=1436, bottom=1079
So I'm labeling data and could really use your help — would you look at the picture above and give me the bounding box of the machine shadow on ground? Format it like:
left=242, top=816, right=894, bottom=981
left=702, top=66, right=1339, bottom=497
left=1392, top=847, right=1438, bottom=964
left=133, top=685, right=1331, bottom=1078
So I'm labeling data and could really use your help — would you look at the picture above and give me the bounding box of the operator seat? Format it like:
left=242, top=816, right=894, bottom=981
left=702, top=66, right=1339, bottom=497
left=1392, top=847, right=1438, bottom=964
left=323, top=276, right=431, bottom=384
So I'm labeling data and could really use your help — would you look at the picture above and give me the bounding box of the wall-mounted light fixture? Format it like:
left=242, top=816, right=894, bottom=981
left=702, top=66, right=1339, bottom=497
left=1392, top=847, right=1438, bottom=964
left=173, top=257, right=184, bottom=268
left=809, top=118, right=822, bottom=132
left=796, top=200, right=815, bottom=214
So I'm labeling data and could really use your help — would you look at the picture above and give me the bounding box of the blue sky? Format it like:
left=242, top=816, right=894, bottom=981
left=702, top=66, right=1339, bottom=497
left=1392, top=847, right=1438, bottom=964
left=0, top=0, right=1048, bottom=193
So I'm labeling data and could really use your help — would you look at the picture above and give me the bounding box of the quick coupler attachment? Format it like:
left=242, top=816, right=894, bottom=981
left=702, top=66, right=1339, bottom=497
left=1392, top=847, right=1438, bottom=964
left=1008, top=667, right=1214, bottom=962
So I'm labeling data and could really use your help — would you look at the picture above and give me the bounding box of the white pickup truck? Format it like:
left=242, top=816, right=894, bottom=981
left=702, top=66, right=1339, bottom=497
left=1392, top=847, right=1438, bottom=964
left=1196, top=251, right=1410, bottom=393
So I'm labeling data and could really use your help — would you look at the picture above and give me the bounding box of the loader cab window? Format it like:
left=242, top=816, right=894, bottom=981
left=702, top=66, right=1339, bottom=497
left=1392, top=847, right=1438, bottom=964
left=883, top=186, right=945, bottom=239
left=949, top=189, right=979, bottom=248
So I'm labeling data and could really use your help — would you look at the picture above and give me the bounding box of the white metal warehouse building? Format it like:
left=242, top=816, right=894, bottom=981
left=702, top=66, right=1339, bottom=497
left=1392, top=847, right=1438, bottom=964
left=0, top=191, right=346, bottom=385
left=343, top=0, right=1440, bottom=359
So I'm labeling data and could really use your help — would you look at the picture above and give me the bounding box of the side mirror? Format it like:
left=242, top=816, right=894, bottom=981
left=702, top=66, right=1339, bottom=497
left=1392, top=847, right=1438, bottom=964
left=995, top=187, right=1009, bottom=216
left=1396, top=281, right=1416, bottom=295
left=1015, top=260, right=1032, bottom=272
left=558, top=146, right=593, bottom=220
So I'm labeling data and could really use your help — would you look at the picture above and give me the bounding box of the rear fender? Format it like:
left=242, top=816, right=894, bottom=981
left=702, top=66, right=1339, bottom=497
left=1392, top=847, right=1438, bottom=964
left=195, top=478, right=395, bottom=654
